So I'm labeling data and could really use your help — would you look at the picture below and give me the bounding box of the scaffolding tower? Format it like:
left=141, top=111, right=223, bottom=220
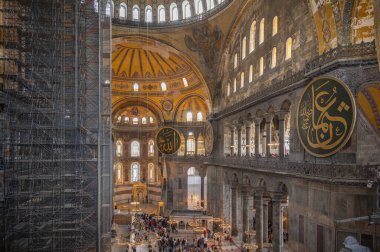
left=0, top=0, right=113, bottom=251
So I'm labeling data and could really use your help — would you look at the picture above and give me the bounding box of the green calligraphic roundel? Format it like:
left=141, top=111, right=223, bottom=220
left=156, top=127, right=181, bottom=155
left=296, top=77, right=356, bottom=158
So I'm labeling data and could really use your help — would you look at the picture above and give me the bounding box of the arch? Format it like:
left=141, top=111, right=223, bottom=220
left=196, top=111, right=203, bottom=122
left=187, top=132, right=196, bottom=155
left=132, top=4, right=140, bottom=20
left=257, top=178, right=266, bottom=188
left=195, top=0, right=204, bottom=14
left=182, top=1, right=192, bottom=19
left=259, top=18, right=265, bottom=44
left=133, top=82, right=139, bottom=91
left=242, top=36, right=247, bottom=59
left=131, top=162, right=140, bottom=182
left=157, top=5, right=166, bottom=22
left=131, top=140, right=140, bottom=157
left=243, top=175, right=251, bottom=185
left=233, top=78, right=237, bottom=92
left=240, top=72, right=245, bottom=88
left=148, top=163, right=155, bottom=183
left=145, top=5, right=153, bottom=23
left=197, top=133, right=205, bottom=155
left=115, top=163, right=123, bottom=184
left=174, top=95, right=210, bottom=122
left=187, top=166, right=199, bottom=176
left=227, top=83, right=231, bottom=97
left=170, top=3, right=179, bottom=21
left=234, top=53, right=238, bottom=68
left=286, top=37, right=292, bottom=60
left=259, top=57, right=264, bottom=76
left=187, top=166, right=202, bottom=210
left=249, top=21, right=256, bottom=53
left=249, top=65, right=253, bottom=83
left=116, top=139, right=122, bottom=157
left=105, top=0, right=114, bottom=17
left=148, top=139, right=155, bottom=157
left=160, top=82, right=167, bottom=91
left=272, top=16, right=278, bottom=36
left=119, top=2, right=127, bottom=19
left=271, top=47, right=277, bottom=68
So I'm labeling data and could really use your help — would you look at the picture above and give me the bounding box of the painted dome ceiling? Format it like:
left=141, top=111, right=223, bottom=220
left=112, top=37, right=202, bottom=94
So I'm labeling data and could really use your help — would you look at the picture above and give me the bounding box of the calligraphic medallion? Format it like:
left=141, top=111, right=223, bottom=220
left=156, top=127, right=181, bottom=155
left=296, top=77, right=356, bottom=158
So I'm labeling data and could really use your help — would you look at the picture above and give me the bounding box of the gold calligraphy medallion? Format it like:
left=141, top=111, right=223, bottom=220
left=296, top=77, right=356, bottom=157
left=156, top=127, right=181, bottom=155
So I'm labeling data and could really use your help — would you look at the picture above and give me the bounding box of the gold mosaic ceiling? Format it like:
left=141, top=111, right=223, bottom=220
left=112, top=37, right=202, bottom=94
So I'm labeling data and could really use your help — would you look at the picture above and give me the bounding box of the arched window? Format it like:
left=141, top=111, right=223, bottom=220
left=148, top=140, right=154, bottom=157
left=197, top=134, right=205, bottom=155
left=132, top=5, right=140, bottom=20
left=242, top=37, right=247, bottom=59
left=197, top=112, right=203, bottom=122
left=105, top=1, right=113, bottom=17
left=161, top=82, right=167, bottom=91
left=131, top=140, right=140, bottom=157
left=186, top=111, right=193, bottom=122
left=259, top=18, right=265, bottom=44
left=116, top=140, right=122, bottom=157
left=183, top=78, right=188, bottom=87
left=182, top=1, right=191, bottom=19
left=94, top=0, right=99, bottom=13
left=249, top=65, right=253, bottom=83
left=233, top=78, right=237, bottom=92
left=148, top=163, right=155, bottom=183
left=286, top=37, right=292, bottom=60
left=273, top=16, right=278, bottom=36
left=195, top=0, right=204, bottom=14
left=187, top=167, right=197, bottom=176
left=124, top=116, right=129, bottom=124
left=142, top=117, right=147, bottom=124
left=187, top=167, right=205, bottom=210
left=119, top=3, right=127, bottom=19
left=170, top=3, right=179, bottom=21
left=227, top=83, right=231, bottom=97
left=260, top=57, right=264, bottom=76
left=187, top=132, right=195, bottom=155
left=240, top=72, right=245, bottom=88
left=234, top=54, right=238, bottom=68
left=207, top=0, right=215, bottom=10
left=149, top=117, right=154, bottom=124
left=115, top=163, right=123, bottom=184
left=249, top=21, right=256, bottom=53
left=117, top=116, right=122, bottom=123
left=131, top=162, right=140, bottom=182
left=145, top=5, right=152, bottom=23
left=158, top=5, right=165, bottom=22
left=133, top=117, right=138, bottom=124
left=133, top=83, right=139, bottom=91
left=271, top=47, right=277, bottom=68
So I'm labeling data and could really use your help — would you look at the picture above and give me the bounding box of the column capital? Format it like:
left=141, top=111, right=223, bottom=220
left=254, top=117, right=262, bottom=125
left=264, top=113, right=274, bottom=123
left=270, top=192, right=284, bottom=202
left=277, top=111, right=289, bottom=121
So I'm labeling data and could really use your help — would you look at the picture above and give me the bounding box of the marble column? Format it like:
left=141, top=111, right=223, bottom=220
left=272, top=193, right=283, bottom=252
left=195, top=133, right=198, bottom=156
left=230, top=127, right=235, bottom=156
left=200, top=175, right=205, bottom=208
left=237, top=126, right=242, bottom=157
left=231, top=185, right=238, bottom=236
left=278, top=112, right=287, bottom=158
left=265, top=115, right=273, bottom=157
left=263, top=198, right=270, bottom=243
left=242, top=187, right=250, bottom=241
left=254, top=189, right=264, bottom=250
left=184, top=135, right=188, bottom=156
left=254, top=119, right=261, bottom=157
left=245, top=125, right=251, bottom=157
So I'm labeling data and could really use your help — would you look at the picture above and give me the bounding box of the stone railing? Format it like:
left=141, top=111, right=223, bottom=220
left=112, top=0, right=233, bottom=28
left=305, top=41, right=377, bottom=73
left=166, top=155, right=378, bottom=183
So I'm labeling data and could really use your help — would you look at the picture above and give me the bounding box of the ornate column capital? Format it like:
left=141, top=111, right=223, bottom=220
left=264, top=113, right=274, bottom=123
left=254, top=117, right=262, bottom=125
left=277, top=111, right=289, bottom=121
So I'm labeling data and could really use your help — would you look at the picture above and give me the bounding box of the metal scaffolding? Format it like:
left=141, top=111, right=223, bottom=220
left=0, top=0, right=112, bottom=251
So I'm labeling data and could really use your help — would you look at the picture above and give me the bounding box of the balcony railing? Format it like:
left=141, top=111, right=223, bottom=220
left=166, top=155, right=378, bottom=183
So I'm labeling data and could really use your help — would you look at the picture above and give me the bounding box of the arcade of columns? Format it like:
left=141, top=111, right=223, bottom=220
left=228, top=111, right=289, bottom=158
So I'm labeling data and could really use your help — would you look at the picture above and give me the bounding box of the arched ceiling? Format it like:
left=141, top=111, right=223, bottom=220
left=112, top=36, right=212, bottom=122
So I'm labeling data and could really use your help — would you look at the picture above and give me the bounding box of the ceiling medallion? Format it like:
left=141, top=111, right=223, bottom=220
left=161, top=99, right=173, bottom=112
left=296, top=77, right=356, bottom=158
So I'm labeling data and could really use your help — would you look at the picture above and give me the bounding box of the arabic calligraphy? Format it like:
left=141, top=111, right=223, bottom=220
left=297, top=77, right=356, bottom=157
left=156, top=127, right=181, bottom=155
